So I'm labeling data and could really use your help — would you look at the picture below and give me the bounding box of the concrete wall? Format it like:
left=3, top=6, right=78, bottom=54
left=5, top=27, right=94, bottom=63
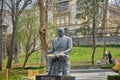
left=72, top=36, right=120, bottom=46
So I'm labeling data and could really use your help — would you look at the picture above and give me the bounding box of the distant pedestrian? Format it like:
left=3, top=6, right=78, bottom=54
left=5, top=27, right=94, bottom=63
left=104, top=51, right=114, bottom=64
left=104, top=51, right=109, bottom=64
left=108, top=51, right=113, bottom=64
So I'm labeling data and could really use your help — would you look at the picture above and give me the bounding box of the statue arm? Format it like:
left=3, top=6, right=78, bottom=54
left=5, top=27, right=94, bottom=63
left=47, top=40, right=55, bottom=54
left=64, top=37, right=72, bottom=55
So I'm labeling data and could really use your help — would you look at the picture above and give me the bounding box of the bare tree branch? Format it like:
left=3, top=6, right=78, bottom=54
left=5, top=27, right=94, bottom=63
left=4, top=0, right=12, bottom=10
left=114, top=0, right=120, bottom=8
left=17, top=0, right=32, bottom=16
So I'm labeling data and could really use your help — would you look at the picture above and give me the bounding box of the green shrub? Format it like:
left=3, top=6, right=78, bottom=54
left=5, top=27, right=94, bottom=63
left=13, top=66, right=44, bottom=70
left=113, top=69, right=119, bottom=73
left=107, top=75, right=120, bottom=80
left=100, top=64, right=115, bottom=69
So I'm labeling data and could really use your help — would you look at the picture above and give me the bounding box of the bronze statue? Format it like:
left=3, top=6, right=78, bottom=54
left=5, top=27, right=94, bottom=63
left=46, top=28, right=72, bottom=75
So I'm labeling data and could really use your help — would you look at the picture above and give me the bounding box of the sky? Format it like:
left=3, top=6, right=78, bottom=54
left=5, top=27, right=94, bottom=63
left=108, top=0, right=120, bottom=7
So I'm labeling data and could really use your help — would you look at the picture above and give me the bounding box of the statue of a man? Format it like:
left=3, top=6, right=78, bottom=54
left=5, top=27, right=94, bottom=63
left=46, top=28, right=72, bottom=75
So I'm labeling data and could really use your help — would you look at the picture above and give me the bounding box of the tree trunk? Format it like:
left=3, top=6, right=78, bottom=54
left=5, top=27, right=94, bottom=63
left=92, top=0, right=96, bottom=65
left=6, top=15, right=18, bottom=69
left=45, top=0, right=48, bottom=24
left=102, top=0, right=108, bottom=59
left=23, top=51, right=33, bottom=68
left=23, top=54, right=29, bottom=68
left=0, top=0, right=3, bottom=70
left=6, top=0, right=32, bottom=69
left=37, top=0, right=49, bottom=65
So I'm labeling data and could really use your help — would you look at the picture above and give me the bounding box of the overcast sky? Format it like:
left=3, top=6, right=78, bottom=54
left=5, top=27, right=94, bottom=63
left=109, top=0, right=120, bottom=4
left=108, top=0, right=120, bottom=6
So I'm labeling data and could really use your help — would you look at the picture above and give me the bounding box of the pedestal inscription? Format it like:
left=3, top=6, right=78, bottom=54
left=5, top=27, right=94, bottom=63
left=36, top=75, right=75, bottom=80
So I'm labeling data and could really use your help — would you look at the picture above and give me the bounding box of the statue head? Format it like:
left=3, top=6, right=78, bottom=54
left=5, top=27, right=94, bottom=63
left=57, top=28, right=64, bottom=37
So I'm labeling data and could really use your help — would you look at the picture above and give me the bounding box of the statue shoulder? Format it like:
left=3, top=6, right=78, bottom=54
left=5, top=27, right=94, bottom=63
left=52, top=38, right=57, bottom=42
left=64, top=36, right=72, bottom=40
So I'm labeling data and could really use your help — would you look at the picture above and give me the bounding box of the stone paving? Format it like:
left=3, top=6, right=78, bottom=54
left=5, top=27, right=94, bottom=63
left=71, top=69, right=116, bottom=80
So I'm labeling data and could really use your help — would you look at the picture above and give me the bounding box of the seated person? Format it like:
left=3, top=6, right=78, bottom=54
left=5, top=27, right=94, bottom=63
left=46, top=28, right=72, bottom=75
left=108, top=51, right=114, bottom=64
left=104, top=51, right=109, bottom=64
left=104, top=51, right=114, bottom=64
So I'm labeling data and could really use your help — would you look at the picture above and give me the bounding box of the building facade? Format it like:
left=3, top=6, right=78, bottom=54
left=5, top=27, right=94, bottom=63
left=49, top=0, right=120, bottom=37
left=106, top=5, right=120, bottom=36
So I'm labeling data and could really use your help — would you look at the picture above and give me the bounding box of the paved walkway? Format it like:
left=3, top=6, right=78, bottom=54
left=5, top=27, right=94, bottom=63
left=71, top=69, right=116, bottom=80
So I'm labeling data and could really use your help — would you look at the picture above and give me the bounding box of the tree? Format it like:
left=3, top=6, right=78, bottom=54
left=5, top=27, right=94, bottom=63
left=102, top=0, right=108, bottom=59
left=37, top=0, right=49, bottom=65
left=0, top=0, right=4, bottom=70
left=76, top=0, right=104, bottom=64
left=44, top=0, right=54, bottom=24
left=16, top=5, right=41, bottom=68
left=92, top=0, right=97, bottom=65
left=5, top=0, right=32, bottom=69
left=76, top=23, right=91, bottom=37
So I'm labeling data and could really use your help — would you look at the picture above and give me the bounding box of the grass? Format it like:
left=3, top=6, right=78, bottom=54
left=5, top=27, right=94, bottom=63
left=0, top=73, right=28, bottom=80
left=1, top=52, right=43, bottom=80
left=1, top=46, right=120, bottom=79
left=70, top=46, right=120, bottom=66
left=2, top=46, right=120, bottom=67
left=0, top=66, right=45, bottom=80
left=2, top=51, right=40, bottom=69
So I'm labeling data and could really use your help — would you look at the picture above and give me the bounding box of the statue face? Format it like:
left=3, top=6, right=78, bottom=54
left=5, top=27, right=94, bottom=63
left=57, top=29, right=64, bottom=37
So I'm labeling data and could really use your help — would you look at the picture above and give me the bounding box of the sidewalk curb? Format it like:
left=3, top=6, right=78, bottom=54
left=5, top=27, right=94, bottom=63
left=71, top=69, right=113, bottom=73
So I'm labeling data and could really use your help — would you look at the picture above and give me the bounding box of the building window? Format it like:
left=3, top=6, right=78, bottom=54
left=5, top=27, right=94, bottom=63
left=109, top=10, right=116, bottom=19
left=56, top=1, right=69, bottom=11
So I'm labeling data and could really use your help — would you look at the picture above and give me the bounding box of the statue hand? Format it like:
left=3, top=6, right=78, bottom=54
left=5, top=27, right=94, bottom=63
left=58, top=52, right=64, bottom=55
left=47, top=50, right=53, bottom=54
left=59, top=52, right=67, bottom=56
left=60, top=51, right=67, bottom=55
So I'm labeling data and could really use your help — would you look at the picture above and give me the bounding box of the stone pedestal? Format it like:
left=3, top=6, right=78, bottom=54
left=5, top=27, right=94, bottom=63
left=36, top=75, right=75, bottom=80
